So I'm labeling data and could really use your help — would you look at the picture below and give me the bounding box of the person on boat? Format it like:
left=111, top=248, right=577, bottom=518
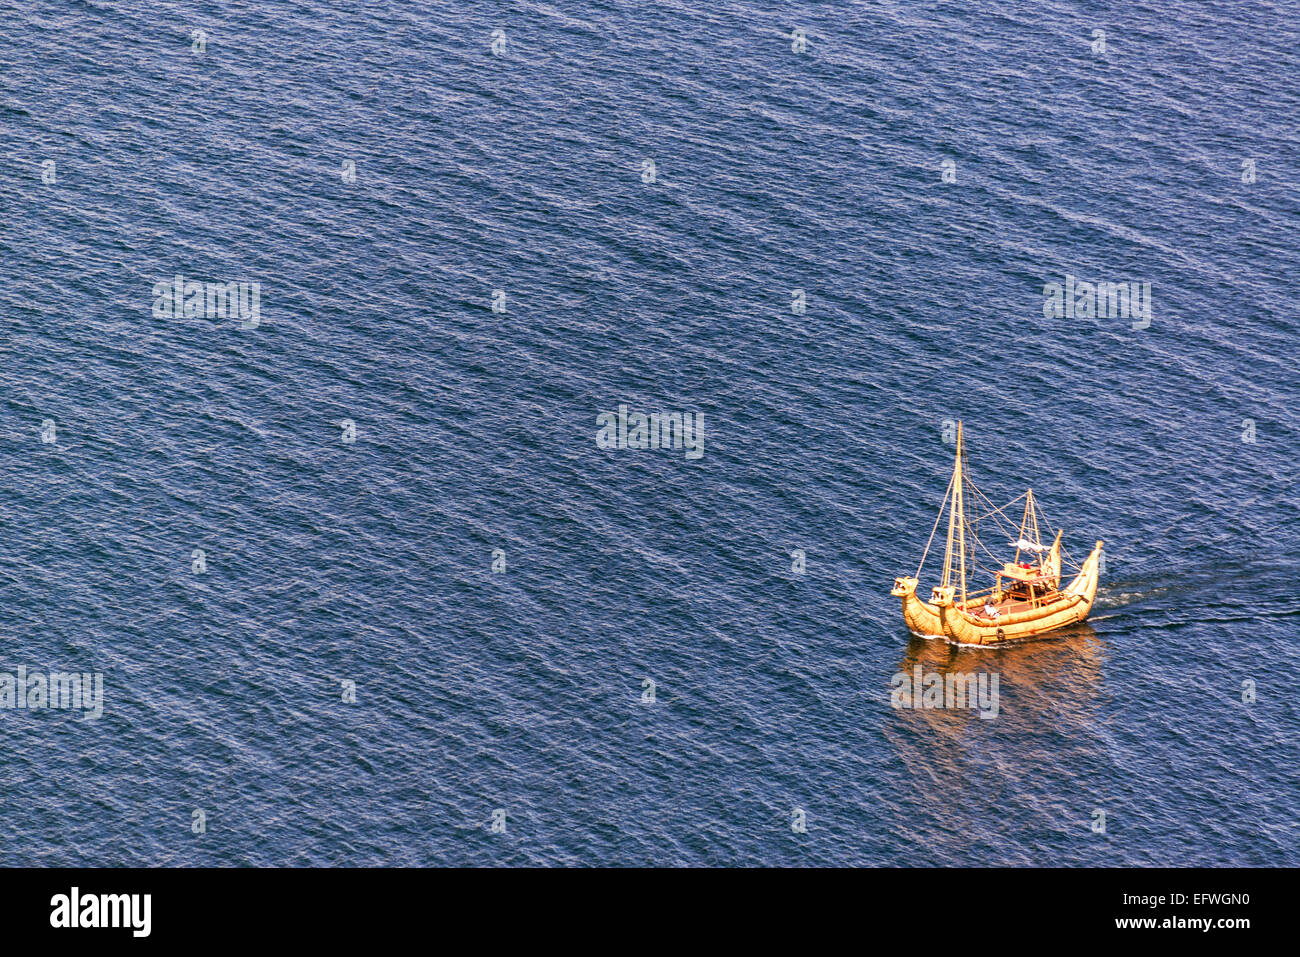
left=983, top=599, right=999, bottom=619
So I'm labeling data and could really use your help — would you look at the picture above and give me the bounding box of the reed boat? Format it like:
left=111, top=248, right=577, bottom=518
left=892, top=422, right=1103, bottom=646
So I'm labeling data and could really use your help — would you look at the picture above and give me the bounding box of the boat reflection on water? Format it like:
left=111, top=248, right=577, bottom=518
left=881, top=625, right=1108, bottom=860
left=893, top=622, right=1105, bottom=732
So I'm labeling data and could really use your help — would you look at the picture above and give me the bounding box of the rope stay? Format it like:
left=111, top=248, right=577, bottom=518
left=914, top=468, right=956, bottom=579
left=913, top=443, right=1083, bottom=584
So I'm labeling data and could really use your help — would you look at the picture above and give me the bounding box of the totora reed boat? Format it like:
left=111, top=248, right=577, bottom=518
left=891, top=421, right=1103, bottom=646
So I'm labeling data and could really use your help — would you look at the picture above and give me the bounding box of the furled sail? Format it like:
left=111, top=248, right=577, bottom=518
left=1008, top=539, right=1049, bottom=553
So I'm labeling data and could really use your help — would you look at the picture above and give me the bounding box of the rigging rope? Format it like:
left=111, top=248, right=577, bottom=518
left=912, top=450, right=1084, bottom=583
left=913, top=468, right=955, bottom=579
left=1033, top=500, right=1084, bottom=572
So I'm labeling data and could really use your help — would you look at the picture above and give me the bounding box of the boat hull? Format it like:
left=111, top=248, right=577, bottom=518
left=934, top=541, right=1104, bottom=646
left=891, top=576, right=943, bottom=636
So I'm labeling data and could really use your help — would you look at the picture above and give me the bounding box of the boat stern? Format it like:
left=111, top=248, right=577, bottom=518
left=1064, top=540, right=1105, bottom=606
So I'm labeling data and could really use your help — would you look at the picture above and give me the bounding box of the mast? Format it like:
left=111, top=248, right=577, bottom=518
left=1015, top=489, right=1048, bottom=607
left=956, top=424, right=967, bottom=606
left=940, top=421, right=967, bottom=606
left=1014, top=493, right=1031, bottom=565
left=1027, top=489, right=1042, bottom=552
left=1045, top=529, right=1063, bottom=590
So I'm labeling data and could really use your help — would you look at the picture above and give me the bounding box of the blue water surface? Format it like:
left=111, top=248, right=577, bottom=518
left=0, top=0, right=1296, bottom=865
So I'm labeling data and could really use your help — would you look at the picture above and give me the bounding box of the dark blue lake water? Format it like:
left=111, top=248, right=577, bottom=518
left=0, top=0, right=1296, bottom=865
